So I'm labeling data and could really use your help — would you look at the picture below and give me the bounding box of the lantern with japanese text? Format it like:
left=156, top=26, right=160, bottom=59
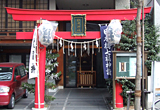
left=106, top=19, right=122, bottom=46
left=38, top=20, right=58, bottom=47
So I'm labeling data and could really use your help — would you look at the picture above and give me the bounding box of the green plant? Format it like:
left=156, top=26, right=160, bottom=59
left=22, top=49, right=61, bottom=103
left=115, top=14, right=160, bottom=75
left=105, top=79, right=135, bottom=105
left=105, top=79, right=113, bottom=104
left=22, top=82, right=35, bottom=94
left=45, top=95, right=55, bottom=103
left=106, top=79, right=113, bottom=96
left=116, top=79, right=135, bottom=105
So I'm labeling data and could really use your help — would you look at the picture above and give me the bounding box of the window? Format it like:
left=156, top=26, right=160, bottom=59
left=9, top=55, right=22, bottom=63
left=22, top=0, right=49, bottom=30
left=0, top=67, right=13, bottom=81
left=8, top=0, right=20, bottom=31
left=26, top=54, right=29, bottom=69
left=0, top=0, right=6, bottom=31
left=14, top=67, right=19, bottom=81
left=19, top=65, right=26, bottom=77
left=0, top=0, right=49, bottom=32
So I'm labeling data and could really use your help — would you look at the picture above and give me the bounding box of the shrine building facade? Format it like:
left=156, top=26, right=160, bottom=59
left=0, top=0, right=152, bottom=88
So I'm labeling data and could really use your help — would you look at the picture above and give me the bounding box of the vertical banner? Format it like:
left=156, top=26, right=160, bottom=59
left=29, top=26, right=38, bottom=79
left=100, top=25, right=112, bottom=79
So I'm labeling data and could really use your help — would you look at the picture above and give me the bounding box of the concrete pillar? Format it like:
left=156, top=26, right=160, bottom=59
left=115, top=0, right=130, bottom=9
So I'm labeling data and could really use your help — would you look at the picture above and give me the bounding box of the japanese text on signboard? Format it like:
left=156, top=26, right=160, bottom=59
left=71, top=14, right=86, bottom=36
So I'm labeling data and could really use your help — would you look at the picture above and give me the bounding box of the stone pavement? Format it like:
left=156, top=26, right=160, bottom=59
left=48, top=88, right=112, bottom=110
left=0, top=79, right=112, bottom=110
left=0, top=88, right=112, bottom=110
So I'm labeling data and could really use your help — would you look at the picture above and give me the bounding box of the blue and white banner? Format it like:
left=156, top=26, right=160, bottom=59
left=100, top=25, right=112, bottom=79
left=29, top=26, right=38, bottom=79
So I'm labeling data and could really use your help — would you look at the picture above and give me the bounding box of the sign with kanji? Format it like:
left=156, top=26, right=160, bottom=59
left=71, top=14, right=86, bottom=36
left=100, top=25, right=113, bottom=79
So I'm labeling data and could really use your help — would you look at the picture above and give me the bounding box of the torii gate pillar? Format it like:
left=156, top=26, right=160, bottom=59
left=32, top=21, right=47, bottom=110
left=34, top=45, right=46, bottom=109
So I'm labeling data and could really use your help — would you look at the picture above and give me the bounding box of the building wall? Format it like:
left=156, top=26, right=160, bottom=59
left=154, top=0, right=160, bottom=56
left=154, top=0, right=160, bottom=31
left=49, top=0, right=56, bottom=10
left=0, top=0, right=49, bottom=31
left=115, top=0, right=130, bottom=9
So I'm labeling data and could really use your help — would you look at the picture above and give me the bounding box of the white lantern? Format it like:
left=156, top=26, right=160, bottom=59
left=106, top=19, right=122, bottom=46
left=38, top=20, right=58, bottom=47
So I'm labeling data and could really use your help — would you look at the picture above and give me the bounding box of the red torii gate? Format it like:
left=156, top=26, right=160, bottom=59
left=6, top=7, right=151, bottom=109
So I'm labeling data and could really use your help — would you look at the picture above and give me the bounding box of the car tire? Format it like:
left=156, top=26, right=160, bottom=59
left=23, top=89, right=28, bottom=98
left=7, top=94, right=15, bottom=109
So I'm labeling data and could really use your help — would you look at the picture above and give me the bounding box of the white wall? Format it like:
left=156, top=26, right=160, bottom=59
left=154, top=0, right=160, bottom=56
left=154, top=0, right=160, bottom=27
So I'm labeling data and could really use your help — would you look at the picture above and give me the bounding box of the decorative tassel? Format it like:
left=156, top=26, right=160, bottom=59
left=68, top=42, right=70, bottom=56
left=83, top=42, right=87, bottom=50
left=96, top=39, right=99, bottom=47
left=59, top=38, right=62, bottom=47
left=92, top=42, right=94, bottom=54
left=88, top=42, right=90, bottom=55
left=81, top=43, right=82, bottom=56
left=57, top=38, right=59, bottom=52
left=98, top=39, right=100, bottom=52
left=52, top=40, right=54, bottom=49
left=63, top=40, right=65, bottom=54
left=70, top=41, right=73, bottom=52
left=75, top=43, right=76, bottom=57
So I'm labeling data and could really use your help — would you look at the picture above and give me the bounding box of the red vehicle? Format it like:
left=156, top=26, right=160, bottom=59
left=0, top=62, right=28, bottom=109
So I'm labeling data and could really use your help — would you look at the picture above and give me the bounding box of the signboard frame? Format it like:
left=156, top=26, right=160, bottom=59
left=71, top=14, right=86, bottom=36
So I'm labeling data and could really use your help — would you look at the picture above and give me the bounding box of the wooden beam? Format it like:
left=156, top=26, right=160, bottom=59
left=0, top=49, right=30, bottom=53
left=0, top=40, right=32, bottom=44
left=0, top=36, right=16, bottom=39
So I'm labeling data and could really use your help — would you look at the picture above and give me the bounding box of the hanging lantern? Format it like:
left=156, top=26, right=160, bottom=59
left=106, top=19, right=122, bottom=46
left=38, top=20, right=58, bottom=47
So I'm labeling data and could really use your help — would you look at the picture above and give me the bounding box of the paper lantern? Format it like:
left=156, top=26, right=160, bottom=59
left=38, top=20, right=58, bottom=47
left=106, top=19, right=122, bottom=46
